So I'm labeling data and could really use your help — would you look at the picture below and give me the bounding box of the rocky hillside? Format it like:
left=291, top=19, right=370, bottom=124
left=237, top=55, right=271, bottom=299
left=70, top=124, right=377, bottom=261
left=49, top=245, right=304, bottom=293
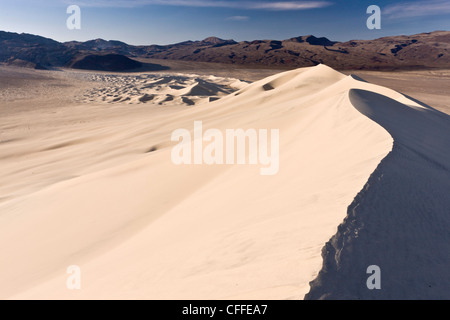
left=0, top=31, right=76, bottom=69
left=1, top=30, right=449, bottom=70
left=68, top=54, right=142, bottom=71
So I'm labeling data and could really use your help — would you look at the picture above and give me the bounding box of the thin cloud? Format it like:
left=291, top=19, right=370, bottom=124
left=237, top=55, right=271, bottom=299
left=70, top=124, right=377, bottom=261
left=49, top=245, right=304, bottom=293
left=226, top=16, right=250, bottom=21
left=68, top=0, right=332, bottom=10
left=250, top=1, right=331, bottom=10
left=384, top=0, right=450, bottom=18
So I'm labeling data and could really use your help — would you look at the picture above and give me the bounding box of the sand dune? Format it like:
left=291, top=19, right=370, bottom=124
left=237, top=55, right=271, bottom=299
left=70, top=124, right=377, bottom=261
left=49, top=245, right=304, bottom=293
left=0, top=65, right=448, bottom=299
left=306, top=88, right=450, bottom=299
left=78, top=73, right=248, bottom=106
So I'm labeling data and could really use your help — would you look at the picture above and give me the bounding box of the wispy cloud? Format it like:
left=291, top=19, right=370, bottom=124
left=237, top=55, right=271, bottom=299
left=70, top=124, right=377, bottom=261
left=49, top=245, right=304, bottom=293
left=384, top=0, right=450, bottom=18
left=67, top=0, right=332, bottom=10
left=226, top=16, right=250, bottom=21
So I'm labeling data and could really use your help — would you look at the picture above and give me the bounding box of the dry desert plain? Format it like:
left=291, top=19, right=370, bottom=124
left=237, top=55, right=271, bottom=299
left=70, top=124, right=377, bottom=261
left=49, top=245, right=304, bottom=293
left=0, top=62, right=449, bottom=299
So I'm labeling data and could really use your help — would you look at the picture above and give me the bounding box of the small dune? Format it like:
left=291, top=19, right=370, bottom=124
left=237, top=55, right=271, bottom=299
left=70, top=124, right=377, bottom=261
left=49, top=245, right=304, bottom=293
left=80, top=73, right=245, bottom=106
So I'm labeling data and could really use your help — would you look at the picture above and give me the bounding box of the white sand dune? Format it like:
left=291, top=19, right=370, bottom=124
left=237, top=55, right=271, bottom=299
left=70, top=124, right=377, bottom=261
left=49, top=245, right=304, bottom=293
left=78, top=73, right=248, bottom=106
left=0, top=65, right=448, bottom=299
left=306, top=87, right=450, bottom=300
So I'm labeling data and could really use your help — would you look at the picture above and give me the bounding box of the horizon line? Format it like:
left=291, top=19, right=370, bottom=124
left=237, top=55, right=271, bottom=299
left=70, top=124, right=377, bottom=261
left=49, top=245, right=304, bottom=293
left=1, top=28, right=448, bottom=47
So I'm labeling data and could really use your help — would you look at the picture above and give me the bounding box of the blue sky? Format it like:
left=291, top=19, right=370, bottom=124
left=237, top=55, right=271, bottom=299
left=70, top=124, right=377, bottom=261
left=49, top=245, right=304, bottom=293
left=0, top=0, right=449, bottom=45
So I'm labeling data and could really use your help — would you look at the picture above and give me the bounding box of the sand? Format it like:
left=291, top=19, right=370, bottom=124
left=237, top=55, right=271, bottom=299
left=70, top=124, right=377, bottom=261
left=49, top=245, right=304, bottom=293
left=0, top=64, right=449, bottom=300
left=78, top=73, right=248, bottom=106
left=348, top=69, right=450, bottom=115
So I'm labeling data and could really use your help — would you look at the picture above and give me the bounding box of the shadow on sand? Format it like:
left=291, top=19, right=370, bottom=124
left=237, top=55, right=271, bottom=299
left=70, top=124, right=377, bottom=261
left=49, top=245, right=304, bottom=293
left=306, top=89, right=450, bottom=300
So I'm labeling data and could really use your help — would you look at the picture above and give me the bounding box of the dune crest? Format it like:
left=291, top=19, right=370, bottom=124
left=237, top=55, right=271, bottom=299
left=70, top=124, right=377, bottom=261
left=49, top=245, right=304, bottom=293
left=306, top=87, right=450, bottom=300
left=1, top=65, right=448, bottom=299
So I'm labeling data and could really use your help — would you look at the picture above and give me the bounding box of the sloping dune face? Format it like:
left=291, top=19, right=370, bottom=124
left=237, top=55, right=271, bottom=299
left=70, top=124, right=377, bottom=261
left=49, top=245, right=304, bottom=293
left=306, top=89, right=450, bottom=300
left=0, top=65, right=448, bottom=299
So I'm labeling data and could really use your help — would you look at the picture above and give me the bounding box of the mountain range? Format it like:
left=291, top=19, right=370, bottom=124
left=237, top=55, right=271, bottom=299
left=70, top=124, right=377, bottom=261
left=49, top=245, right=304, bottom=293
left=1, top=30, right=450, bottom=71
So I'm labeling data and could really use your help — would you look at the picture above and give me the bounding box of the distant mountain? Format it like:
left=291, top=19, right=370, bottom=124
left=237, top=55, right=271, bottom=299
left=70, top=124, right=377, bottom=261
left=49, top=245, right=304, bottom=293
left=287, top=35, right=338, bottom=46
left=200, top=37, right=238, bottom=47
left=1, top=30, right=450, bottom=71
left=136, top=31, right=450, bottom=70
left=0, top=31, right=76, bottom=69
left=64, top=39, right=132, bottom=52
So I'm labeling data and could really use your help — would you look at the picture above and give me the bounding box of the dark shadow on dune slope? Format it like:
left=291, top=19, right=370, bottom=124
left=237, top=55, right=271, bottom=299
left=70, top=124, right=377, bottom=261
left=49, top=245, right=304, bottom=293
left=400, top=93, right=450, bottom=119
left=349, top=74, right=368, bottom=83
left=305, top=90, right=450, bottom=300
